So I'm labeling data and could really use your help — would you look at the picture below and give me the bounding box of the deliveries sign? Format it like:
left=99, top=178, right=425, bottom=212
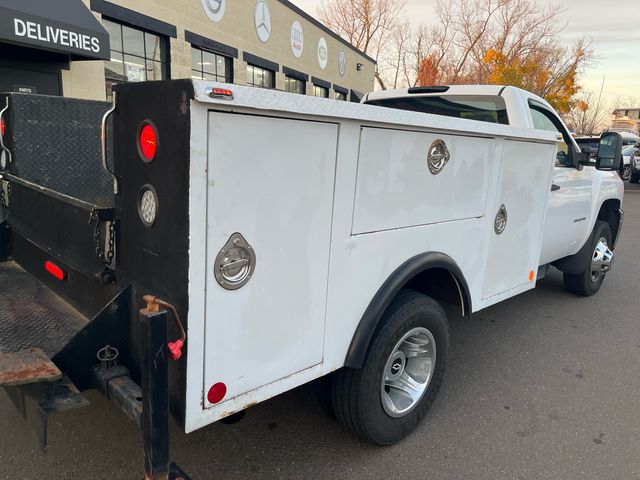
left=0, top=4, right=110, bottom=60
left=13, top=18, right=102, bottom=54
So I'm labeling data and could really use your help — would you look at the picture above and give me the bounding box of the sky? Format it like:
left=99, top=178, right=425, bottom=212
left=293, top=0, right=640, bottom=105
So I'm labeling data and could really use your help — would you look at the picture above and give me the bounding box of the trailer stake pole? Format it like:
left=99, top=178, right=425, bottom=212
left=140, top=306, right=171, bottom=480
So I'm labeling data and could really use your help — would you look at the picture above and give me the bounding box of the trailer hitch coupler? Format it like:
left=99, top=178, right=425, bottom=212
left=143, top=295, right=186, bottom=361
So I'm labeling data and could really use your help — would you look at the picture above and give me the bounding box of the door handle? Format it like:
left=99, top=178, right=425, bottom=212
left=551, top=184, right=560, bottom=191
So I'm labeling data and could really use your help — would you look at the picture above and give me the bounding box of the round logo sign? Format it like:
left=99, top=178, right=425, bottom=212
left=338, top=50, right=346, bottom=76
left=201, top=0, right=225, bottom=22
left=291, top=21, right=304, bottom=58
left=255, top=0, right=272, bottom=43
left=317, top=37, right=328, bottom=69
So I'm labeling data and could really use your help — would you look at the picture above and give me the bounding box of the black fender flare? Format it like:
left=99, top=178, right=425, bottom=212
left=344, top=252, right=472, bottom=369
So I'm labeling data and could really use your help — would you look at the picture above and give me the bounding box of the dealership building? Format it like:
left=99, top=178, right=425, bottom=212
left=0, top=0, right=376, bottom=102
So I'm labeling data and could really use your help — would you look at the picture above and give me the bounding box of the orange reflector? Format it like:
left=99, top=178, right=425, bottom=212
left=45, top=261, right=66, bottom=281
left=529, top=270, right=535, bottom=282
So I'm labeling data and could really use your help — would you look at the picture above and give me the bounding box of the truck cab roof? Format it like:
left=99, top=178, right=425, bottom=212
left=362, top=84, right=556, bottom=122
left=361, top=84, right=571, bottom=145
left=363, top=84, right=509, bottom=102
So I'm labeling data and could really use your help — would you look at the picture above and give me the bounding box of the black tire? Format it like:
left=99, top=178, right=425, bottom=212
left=622, top=165, right=631, bottom=181
left=563, top=220, right=612, bottom=296
left=331, top=290, right=449, bottom=445
left=304, top=374, right=337, bottom=420
left=630, top=172, right=640, bottom=184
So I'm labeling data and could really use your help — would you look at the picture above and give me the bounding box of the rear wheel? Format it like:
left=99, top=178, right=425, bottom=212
left=563, top=220, right=613, bottom=296
left=332, top=290, right=448, bottom=445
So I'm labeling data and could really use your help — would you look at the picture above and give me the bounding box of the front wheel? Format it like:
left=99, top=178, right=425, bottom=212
left=563, top=220, right=613, bottom=296
left=622, top=165, right=631, bottom=181
left=332, top=290, right=449, bottom=445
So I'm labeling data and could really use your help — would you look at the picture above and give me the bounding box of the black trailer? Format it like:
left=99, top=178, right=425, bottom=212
left=0, top=88, right=192, bottom=479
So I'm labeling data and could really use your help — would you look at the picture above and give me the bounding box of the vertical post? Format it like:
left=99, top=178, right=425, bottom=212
left=140, top=306, right=170, bottom=480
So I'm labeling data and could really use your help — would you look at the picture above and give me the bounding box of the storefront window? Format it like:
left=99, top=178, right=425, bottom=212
left=246, top=64, right=275, bottom=89
left=285, top=76, right=305, bottom=94
left=191, top=47, right=232, bottom=83
left=103, top=19, right=168, bottom=100
left=335, top=90, right=347, bottom=101
left=313, top=84, right=329, bottom=98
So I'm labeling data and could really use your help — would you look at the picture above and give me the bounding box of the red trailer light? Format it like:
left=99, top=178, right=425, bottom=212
left=45, top=261, right=67, bottom=281
left=138, top=123, right=157, bottom=162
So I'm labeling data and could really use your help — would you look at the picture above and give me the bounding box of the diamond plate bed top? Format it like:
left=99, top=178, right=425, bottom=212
left=0, top=261, right=88, bottom=356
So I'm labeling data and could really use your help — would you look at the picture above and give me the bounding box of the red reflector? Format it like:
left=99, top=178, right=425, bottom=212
left=0, top=118, right=4, bottom=136
left=207, top=382, right=227, bottom=404
left=45, top=261, right=66, bottom=281
left=139, top=124, right=157, bottom=161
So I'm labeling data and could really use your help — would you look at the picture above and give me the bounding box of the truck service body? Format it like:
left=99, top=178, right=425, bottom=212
left=0, top=80, right=624, bottom=477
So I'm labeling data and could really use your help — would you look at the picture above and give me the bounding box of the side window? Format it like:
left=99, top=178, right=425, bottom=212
left=529, top=105, right=572, bottom=167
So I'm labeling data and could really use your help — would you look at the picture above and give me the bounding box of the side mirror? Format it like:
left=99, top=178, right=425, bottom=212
left=595, top=132, right=622, bottom=171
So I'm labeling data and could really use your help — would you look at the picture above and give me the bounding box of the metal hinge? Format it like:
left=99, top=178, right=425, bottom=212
left=0, top=97, right=12, bottom=169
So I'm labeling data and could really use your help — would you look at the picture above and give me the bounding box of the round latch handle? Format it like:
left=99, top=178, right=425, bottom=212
left=214, top=232, right=256, bottom=290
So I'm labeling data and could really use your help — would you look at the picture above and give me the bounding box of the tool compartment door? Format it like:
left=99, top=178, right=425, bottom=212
left=482, top=139, right=556, bottom=300
left=352, top=127, right=494, bottom=234
left=203, top=112, right=337, bottom=406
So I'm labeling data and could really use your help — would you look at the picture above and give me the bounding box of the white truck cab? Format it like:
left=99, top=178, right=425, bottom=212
left=364, top=85, right=624, bottom=295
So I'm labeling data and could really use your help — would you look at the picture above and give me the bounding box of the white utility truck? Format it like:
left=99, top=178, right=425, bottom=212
left=0, top=80, right=623, bottom=478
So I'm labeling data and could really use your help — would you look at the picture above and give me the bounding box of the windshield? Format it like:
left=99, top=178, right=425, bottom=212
left=622, top=145, right=638, bottom=155
left=365, top=95, right=509, bottom=125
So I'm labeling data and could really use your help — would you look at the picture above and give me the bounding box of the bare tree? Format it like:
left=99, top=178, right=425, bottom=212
left=409, top=0, right=593, bottom=111
left=318, top=0, right=407, bottom=89
left=319, top=0, right=594, bottom=110
left=563, top=91, right=609, bottom=135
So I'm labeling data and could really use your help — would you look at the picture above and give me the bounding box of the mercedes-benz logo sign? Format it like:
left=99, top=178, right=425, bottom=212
left=255, top=0, right=272, bottom=43
left=201, top=0, right=225, bottom=22
left=338, top=51, right=346, bottom=76
left=427, top=139, right=450, bottom=175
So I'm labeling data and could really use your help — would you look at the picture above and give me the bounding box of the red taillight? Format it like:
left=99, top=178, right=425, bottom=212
left=0, top=118, right=4, bottom=136
left=139, top=123, right=157, bottom=161
left=207, top=87, right=234, bottom=100
left=45, top=261, right=66, bottom=281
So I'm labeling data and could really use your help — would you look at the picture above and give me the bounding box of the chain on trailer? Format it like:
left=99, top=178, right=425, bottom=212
left=1, top=180, right=10, bottom=209
left=89, top=209, right=116, bottom=267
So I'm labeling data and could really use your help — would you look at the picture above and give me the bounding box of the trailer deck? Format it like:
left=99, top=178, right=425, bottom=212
left=0, top=261, right=87, bottom=356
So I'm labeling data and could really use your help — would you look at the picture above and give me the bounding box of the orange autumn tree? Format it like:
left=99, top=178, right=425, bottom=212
left=415, top=54, right=441, bottom=87
left=482, top=44, right=587, bottom=113
left=411, top=0, right=592, bottom=112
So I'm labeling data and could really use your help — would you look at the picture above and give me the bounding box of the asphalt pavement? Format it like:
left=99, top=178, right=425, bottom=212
left=1, top=183, right=639, bottom=480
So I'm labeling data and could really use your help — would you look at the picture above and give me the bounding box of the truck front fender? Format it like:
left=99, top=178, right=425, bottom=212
left=344, top=252, right=471, bottom=369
